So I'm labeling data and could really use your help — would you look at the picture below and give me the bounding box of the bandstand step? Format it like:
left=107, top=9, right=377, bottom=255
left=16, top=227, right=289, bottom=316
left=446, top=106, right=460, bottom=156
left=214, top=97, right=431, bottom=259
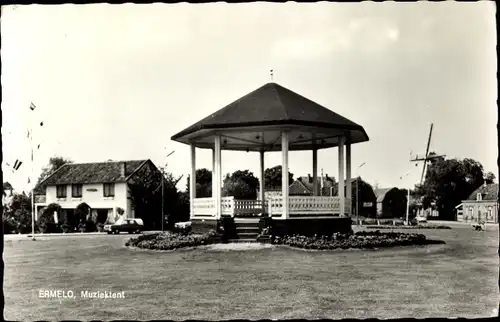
left=228, top=238, right=260, bottom=243
left=236, top=227, right=260, bottom=234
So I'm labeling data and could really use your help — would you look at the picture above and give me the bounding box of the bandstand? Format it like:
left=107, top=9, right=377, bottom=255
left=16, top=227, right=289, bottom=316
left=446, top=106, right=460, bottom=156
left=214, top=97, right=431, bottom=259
left=171, top=82, right=369, bottom=235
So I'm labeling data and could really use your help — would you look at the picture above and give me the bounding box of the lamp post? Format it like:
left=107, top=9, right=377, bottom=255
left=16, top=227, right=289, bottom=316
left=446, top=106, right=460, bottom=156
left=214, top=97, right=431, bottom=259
left=161, top=148, right=175, bottom=232
left=356, top=162, right=366, bottom=225
left=401, top=171, right=412, bottom=225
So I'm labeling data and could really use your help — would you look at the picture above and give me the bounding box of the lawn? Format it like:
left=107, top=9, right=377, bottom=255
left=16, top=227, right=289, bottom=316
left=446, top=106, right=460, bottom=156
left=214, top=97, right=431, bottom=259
left=3, top=224, right=498, bottom=320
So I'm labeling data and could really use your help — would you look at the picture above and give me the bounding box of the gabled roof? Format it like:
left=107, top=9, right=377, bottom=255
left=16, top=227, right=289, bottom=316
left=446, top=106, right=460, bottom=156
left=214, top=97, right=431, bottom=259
left=466, top=183, right=499, bottom=201
left=36, top=160, right=148, bottom=188
left=296, top=175, right=337, bottom=191
left=171, top=82, right=369, bottom=149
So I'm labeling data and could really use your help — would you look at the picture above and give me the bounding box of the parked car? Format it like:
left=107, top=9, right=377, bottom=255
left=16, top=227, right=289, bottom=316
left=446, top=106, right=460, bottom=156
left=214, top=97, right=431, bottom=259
left=415, top=215, right=427, bottom=223
left=104, top=218, right=144, bottom=234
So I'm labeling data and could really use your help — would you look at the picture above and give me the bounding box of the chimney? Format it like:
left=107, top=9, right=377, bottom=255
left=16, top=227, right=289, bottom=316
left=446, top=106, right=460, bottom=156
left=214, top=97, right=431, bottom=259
left=120, top=162, right=126, bottom=177
left=308, top=174, right=312, bottom=183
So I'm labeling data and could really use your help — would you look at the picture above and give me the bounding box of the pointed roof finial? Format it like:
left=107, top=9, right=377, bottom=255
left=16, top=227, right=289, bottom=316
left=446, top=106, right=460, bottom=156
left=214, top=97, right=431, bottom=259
left=270, top=69, right=274, bottom=82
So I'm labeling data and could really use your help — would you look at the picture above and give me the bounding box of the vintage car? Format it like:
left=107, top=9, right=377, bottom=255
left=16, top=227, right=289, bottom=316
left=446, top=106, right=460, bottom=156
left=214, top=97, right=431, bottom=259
left=415, top=215, right=427, bottom=223
left=104, top=218, right=144, bottom=234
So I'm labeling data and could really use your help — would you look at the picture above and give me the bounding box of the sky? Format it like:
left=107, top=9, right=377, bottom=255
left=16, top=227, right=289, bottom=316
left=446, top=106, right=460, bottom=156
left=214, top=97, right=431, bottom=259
left=1, top=2, right=497, bottom=193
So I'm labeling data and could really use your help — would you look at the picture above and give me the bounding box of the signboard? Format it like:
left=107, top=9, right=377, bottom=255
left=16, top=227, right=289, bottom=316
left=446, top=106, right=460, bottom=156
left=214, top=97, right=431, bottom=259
left=87, top=188, right=98, bottom=192
left=363, top=202, right=373, bottom=207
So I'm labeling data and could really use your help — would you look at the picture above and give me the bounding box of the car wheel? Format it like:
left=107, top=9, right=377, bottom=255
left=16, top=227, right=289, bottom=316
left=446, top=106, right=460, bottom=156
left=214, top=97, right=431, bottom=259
left=107, top=231, right=112, bottom=235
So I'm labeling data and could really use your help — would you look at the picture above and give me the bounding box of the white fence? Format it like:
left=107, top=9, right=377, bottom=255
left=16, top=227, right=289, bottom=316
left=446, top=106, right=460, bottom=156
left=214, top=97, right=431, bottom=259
left=192, top=196, right=350, bottom=218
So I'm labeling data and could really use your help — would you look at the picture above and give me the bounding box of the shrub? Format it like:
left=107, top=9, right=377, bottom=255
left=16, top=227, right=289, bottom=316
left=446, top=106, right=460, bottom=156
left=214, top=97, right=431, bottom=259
left=126, top=230, right=217, bottom=250
left=38, top=204, right=62, bottom=233
left=3, top=216, right=18, bottom=234
left=78, top=222, right=86, bottom=232
left=271, top=231, right=434, bottom=250
left=61, top=223, right=73, bottom=233
left=365, top=225, right=451, bottom=230
left=75, top=203, right=91, bottom=222
left=85, top=220, right=97, bottom=232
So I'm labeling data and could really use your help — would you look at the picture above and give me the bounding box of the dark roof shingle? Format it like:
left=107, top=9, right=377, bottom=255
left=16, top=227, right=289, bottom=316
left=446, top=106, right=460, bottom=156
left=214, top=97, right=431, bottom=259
left=37, top=160, right=148, bottom=187
left=171, top=82, right=369, bottom=143
left=467, top=183, right=499, bottom=201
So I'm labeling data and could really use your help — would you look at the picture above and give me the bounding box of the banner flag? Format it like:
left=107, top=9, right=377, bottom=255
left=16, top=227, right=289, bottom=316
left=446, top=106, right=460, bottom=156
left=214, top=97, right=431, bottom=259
left=14, top=160, right=22, bottom=170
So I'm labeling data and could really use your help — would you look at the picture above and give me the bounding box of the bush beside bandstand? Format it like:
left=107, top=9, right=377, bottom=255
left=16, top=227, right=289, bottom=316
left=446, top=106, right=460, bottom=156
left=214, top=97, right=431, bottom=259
left=126, top=217, right=444, bottom=251
left=126, top=230, right=219, bottom=250
left=272, top=231, right=443, bottom=250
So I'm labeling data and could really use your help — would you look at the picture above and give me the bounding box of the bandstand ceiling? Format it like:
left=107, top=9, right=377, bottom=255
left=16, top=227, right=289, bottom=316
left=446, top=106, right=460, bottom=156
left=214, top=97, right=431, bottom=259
left=171, top=82, right=369, bottom=152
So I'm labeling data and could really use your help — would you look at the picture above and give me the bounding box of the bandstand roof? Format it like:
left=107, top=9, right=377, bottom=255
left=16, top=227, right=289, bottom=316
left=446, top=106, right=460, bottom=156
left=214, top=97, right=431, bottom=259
left=171, top=82, right=369, bottom=152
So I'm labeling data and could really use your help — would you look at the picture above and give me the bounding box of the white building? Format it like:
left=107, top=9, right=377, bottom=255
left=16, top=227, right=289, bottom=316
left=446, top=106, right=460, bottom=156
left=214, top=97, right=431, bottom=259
left=34, top=159, right=161, bottom=224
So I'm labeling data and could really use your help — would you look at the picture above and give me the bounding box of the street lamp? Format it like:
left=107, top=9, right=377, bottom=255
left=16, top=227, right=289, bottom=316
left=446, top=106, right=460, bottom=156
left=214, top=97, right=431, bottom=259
left=161, top=147, right=175, bottom=232
left=400, top=171, right=412, bottom=225
left=356, top=162, right=366, bottom=225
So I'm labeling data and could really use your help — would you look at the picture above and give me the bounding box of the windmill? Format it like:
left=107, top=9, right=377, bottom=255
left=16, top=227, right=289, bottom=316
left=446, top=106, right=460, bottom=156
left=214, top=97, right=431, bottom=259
left=410, top=123, right=446, bottom=185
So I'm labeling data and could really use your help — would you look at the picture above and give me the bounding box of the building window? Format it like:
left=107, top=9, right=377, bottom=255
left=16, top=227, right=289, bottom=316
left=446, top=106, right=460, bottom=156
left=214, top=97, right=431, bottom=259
left=56, top=185, right=67, bottom=198
left=469, top=207, right=473, bottom=217
left=72, top=184, right=83, bottom=198
left=103, top=183, right=115, bottom=197
left=476, top=193, right=482, bottom=201
left=488, top=206, right=492, bottom=219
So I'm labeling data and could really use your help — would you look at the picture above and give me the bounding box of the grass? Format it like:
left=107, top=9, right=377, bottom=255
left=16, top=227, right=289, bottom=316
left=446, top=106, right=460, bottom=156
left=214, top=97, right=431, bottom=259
left=3, top=225, right=498, bottom=320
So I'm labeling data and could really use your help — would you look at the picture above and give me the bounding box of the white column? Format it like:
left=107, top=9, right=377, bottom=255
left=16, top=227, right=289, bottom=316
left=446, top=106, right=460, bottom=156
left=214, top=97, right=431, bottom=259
left=190, top=144, right=196, bottom=219
left=346, top=139, right=352, bottom=216
left=214, top=135, right=222, bottom=219
left=212, top=148, right=216, bottom=217
left=281, top=132, right=289, bottom=219
left=312, top=148, right=318, bottom=196
left=259, top=150, right=265, bottom=210
left=338, top=136, right=345, bottom=216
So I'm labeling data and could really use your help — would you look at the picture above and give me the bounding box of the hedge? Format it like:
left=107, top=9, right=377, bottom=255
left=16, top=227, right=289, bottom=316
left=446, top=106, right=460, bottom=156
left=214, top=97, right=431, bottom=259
left=271, top=231, right=439, bottom=250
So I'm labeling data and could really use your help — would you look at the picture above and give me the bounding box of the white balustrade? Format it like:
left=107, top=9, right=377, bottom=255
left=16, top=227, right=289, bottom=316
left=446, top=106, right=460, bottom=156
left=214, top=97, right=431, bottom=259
left=193, top=196, right=350, bottom=218
left=234, top=199, right=264, bottom=216
left=192, top=197, right=216, bottom=217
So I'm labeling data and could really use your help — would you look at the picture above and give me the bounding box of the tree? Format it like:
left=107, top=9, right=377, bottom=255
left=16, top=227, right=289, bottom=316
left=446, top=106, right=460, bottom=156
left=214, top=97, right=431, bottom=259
left=35, top=157, right=73, bottom=192
left=3, top=192, right=33, bottom=233
left=264, top=165, right=294, bottom=190
left=484, top=172, right=496, bottom=184
left=351, top=177, right=377, bottom=218
left=416, top=155, right=485, bottom=220
left=37, top=203, right=62, bottom=233
left=222, top=170, right=260, bottom=199
left=185, top=168, right=212, bottom=198
left=127, top=162, right=186, bottom=229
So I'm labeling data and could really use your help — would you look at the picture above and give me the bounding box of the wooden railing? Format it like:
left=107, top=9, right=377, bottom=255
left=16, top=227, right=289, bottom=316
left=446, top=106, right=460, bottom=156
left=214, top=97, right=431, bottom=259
left=192, top=196, right=350, bottom=218
left=269, top=196, right=344, bottom=215
left=192, top=197, right=216, bottom=217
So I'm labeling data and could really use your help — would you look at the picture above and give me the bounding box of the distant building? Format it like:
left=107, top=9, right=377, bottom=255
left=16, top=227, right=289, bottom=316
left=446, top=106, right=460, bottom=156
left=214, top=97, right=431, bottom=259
left=289, top=174, right=337, bottom=196
left=455, top=183, right=498, bottom=223
left=258, top=174, right=338, bottom=199
left=34, top=160, right=161, bottom=224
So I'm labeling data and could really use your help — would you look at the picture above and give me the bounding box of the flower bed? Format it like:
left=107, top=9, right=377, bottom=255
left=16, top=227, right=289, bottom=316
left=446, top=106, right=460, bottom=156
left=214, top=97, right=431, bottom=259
left=271, top=231, right=439, bottom=250
left=365, top=225, right=451, bottom=230
left=125, top=230, right=218, bottom=250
